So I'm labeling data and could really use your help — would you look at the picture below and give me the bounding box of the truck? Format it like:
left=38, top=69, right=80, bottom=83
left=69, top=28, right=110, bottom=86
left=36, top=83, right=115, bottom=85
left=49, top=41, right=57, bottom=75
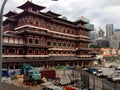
left=96, top=68, right=115, bottom=77
left=21, top=63, right=43, bottom=85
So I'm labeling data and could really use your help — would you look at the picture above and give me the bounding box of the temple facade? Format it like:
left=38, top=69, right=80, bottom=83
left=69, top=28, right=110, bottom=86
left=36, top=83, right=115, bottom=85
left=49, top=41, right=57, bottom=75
left=3, top=1, right=95, bottom=69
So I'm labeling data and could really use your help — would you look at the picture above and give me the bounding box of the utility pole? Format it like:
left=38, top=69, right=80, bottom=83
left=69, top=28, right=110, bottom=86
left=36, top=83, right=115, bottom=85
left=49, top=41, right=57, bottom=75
left=0, top=0, right=7, bottom=90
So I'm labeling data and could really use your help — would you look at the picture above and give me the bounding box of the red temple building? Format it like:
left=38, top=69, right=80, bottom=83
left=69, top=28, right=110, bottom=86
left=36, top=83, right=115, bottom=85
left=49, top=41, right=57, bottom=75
left=2, top=1, right=95, bottom=69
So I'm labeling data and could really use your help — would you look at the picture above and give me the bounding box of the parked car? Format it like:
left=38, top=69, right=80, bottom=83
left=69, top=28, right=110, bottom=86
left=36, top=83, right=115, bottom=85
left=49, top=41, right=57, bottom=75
left=111, top=74, right=120, bottom=82
left=107, top=73, right=119, bottom=81
left=83, top=67, right=89, bottom=72
left=109, top=65, right=117, bottom=68
left=96, top=68, right=115, bottom=77
left=88, top=67, right=97, bottom=75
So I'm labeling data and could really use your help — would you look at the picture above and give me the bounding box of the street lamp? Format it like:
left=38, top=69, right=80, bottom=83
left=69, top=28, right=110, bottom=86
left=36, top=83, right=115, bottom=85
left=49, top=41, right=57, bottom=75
left=0, top=0, right=7, bottom=90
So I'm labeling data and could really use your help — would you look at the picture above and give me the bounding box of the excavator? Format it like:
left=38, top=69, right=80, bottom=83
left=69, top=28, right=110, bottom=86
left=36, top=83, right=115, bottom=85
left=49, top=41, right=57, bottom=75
left=21, top=63, right=43, bottom=85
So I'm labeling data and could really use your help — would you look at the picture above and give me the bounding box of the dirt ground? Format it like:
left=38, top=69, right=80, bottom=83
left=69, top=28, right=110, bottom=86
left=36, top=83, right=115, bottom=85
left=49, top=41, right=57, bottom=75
left=10, top=79, right=40, bottom=90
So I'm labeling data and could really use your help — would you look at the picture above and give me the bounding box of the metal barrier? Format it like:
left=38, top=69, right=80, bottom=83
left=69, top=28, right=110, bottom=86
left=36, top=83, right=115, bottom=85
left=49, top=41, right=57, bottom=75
left=116, top=84, right=120, bottom=90
left=89, top=75, right=94, bottom=90
left=74, top=70, right=120, bottom=90
left=94, top=77, right=102, bottom=90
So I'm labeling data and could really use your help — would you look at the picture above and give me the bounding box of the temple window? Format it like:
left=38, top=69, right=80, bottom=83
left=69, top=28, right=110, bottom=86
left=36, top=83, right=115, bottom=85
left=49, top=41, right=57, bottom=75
left=59, top=52, right=61, bottom=54
left=67, top=44, right=70, bottom=47
left=19, top=49, right=24, bottom=54
left=72, top=44, right=74, bottom=47
left=53, top=42, right=56, bottom=46
left=68, top=52, right=70, bottom=54
left=53, top=51, right=56, bottom=54
left=8, top=48, right=15, bottom=53
left=28, top=50, right=33, bottom=53
left=46, top=22, right=51, bottom=29
left=29, top=38, right=33, bottom=43
left=47, top=41, right=51, bottom=45
left=63, top=43, right=66, bottom=47
left=40, top=38, right=45, bottom=45
left=72, top=31, right=74, bottom=34
left=2, top=49, right=5, bottom=54
left=58, top=25, right=62, bottom=31
left=35, top=39, right=39, bottom=44
left=58, top=43, right=61, bottom=46
left=21, top=20, right=25, bottom=25
left=36, top=21, right=39, bottom=26
left=53, top=24, right=57, bottom=31
left=29, top=19, right=33, bottom=24
left=68, top=30, right=70, bottom=34
left=35, top=50, right=39, bottom=54
left=41, top=19, right=45, bottom=27
left=63, top=29, right=65, bottom=33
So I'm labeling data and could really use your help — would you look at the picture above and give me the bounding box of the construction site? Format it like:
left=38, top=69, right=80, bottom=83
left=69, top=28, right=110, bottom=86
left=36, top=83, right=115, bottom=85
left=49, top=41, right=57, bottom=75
left=2, top=63, right=83, bottom=90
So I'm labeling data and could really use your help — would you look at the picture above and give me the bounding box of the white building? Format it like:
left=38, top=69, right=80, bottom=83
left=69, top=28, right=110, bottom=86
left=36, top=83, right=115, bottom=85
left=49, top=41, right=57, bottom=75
left=109, top=30, right=120, bottom=48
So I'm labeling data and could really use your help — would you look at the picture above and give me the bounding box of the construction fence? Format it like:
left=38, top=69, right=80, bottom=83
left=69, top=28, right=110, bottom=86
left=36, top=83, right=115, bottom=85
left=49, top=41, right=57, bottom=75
left=73, top=70, right=120, bottom=90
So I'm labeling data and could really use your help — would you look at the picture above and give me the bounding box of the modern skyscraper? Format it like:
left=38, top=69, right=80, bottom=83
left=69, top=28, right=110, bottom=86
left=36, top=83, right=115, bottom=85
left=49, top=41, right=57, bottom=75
left=90, top=30, right=99, bottom=40
left=106, top=24, right=114, bottom=38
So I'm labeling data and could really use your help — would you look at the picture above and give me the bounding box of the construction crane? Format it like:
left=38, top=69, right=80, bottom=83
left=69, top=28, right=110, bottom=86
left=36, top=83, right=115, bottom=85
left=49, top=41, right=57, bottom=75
left=21, top=63, right=43, bottom=85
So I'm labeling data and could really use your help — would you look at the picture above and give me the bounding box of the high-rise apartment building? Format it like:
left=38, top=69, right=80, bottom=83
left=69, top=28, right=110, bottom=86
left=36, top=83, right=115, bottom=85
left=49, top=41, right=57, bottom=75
left=106, top=24, right=114, bottom=38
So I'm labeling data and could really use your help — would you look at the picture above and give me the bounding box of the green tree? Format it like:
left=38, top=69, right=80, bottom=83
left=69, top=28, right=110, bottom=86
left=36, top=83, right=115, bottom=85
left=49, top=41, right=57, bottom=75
left=98, top=59, right=102, bottom=64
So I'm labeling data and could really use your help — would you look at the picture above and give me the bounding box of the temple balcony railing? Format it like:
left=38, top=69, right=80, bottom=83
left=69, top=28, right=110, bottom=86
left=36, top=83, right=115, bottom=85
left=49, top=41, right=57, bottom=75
left=49, top=54, right=75, bottom=56
left=76, top=37, right=91, bottom=42
left=24, top=43, right=51, bottom=48
left=2, top=54, right=49, bottom=58
left=48, top=48, right=76, bottom=51
left=3, top=43, right=52, bottom=49
left=76, top=47, right=92, bottom=51
left=76, top=55, right=93, bottom=58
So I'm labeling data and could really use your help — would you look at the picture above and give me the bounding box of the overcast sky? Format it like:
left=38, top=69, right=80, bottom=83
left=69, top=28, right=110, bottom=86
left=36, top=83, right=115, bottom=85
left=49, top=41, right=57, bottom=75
left=1, top=0, right=120, bottom=31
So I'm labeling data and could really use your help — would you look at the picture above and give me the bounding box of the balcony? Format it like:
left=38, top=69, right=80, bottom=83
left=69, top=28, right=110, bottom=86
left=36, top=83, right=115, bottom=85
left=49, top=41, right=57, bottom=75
left=52, top=34, right=76, bottom=41
left=3, top=43, right=24, bottom=47
left=76, top=47, right=92, bottom=51
left=2, top=54, right=49, bottom=58
left=76, top=55, right=92, bottom=58
left=24, top=44, right=51, bottom=48
left=77, top=38, right=92, bottom=42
